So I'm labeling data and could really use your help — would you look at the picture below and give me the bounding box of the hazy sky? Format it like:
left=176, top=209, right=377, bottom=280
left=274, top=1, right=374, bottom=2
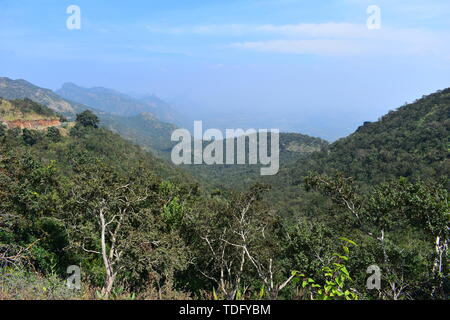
left=1, top=0, right=449, bottom=140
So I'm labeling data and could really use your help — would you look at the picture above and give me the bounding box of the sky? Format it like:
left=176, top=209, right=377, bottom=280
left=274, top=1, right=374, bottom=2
left=0, top=0, right=449, bottom=140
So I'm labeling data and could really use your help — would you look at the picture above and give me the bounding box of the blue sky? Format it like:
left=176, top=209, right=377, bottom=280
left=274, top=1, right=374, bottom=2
left=1, top=0, right=449, bottom=140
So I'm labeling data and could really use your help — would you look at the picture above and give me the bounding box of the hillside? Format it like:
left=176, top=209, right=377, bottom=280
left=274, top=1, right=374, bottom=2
left=99, top=111, right=178, bottom=157
left=265, top=88, right=450, bottom=215
left=0, top=77, right=178, bottom=155
left=139, top=94, right=183, bottom=125
left=185, top=132, right=328, bottom=189
left=0, top=98, right=60, bottom=121
left=0, top=92, right=448, bottom=301
left=286, top=88, right=449, bottom=183
left=0, top=78, right=85, bottom=116
left=0, top=97, right=196, bottom=186
left=0, top=98, right=63, bottom=130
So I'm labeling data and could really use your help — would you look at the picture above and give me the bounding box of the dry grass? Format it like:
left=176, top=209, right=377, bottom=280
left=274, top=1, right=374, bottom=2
left=0, top=268, right=193, bottom=300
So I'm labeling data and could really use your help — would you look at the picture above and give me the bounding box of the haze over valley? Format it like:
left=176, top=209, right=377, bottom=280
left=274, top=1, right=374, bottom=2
left=0, top=0, right=448, bottom=302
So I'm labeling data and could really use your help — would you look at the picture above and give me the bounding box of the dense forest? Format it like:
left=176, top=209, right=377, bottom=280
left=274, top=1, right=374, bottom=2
left=0, top=87, right=448, bottom=300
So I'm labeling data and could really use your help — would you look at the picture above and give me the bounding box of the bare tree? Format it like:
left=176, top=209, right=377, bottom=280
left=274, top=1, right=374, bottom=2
left=195, top=185, right=293, bottom=299
left=67, top=164, right=152, bottom=297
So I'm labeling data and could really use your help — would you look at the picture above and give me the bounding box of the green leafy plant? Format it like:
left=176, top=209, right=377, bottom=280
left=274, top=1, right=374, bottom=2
left=292, top=238, right=359, bottom=300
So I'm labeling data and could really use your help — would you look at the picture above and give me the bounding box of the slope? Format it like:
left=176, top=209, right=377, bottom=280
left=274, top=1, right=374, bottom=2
left=265, top=88, right=450, bottom=215
left=0, top=77, right=178, bottom=155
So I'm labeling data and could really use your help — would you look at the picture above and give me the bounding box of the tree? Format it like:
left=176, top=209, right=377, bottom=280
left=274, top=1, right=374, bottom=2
left=66, top=162, right=150, bottom=296
left=75, top=110, right=99, bottom=128
left=46, top=127, right=61, bottom=142
left=65, top=161, right=191, bottom=297
left=22, top=129, right=37, bottom=146
left=367, top=178, right=449, bottom=298
left=0, top=147, right=67, bottom=274
left=190, top=184, right=292, bottom=300
left=304, top=172, right=449, bottom=299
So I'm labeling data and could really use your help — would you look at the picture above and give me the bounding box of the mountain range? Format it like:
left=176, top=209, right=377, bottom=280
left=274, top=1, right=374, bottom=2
left=0, top=77, right=181, bottom=154
left=1, top=76, right=448, bottom=192
left=0, top=77, right=332, bottom=164
left=56, top=82, right=182, bottom=124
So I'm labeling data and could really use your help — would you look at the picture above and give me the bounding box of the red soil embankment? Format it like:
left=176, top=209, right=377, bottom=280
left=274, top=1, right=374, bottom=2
left=3, top=119, right=61, bottom=129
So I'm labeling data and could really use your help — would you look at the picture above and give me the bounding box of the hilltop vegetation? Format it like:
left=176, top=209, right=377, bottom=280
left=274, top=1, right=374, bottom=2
left=0, top=98, right=60, bottom=121
left=0, top=77, right=85, bottom=116
left=265, top=88, right=450, bottom=216
left=287, top=88, right=450, bottom=184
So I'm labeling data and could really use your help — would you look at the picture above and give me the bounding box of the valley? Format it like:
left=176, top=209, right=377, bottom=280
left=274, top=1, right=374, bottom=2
left=0, top=76, right=448, bottom=301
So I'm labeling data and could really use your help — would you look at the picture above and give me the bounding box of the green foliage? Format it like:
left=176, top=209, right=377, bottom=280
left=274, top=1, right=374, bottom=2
left=1, top=98, right=60, bottom=120
left=0, top=103, right=198, bottom=296
left=183, top=133, right=328, bottom=190
left=161, top=196, right=184, bottom=231
left=0, top=123, right=6, bottom=137
left=46, top=127, right=61, bottom=142
left=303, top=172, right=449, bottom=299
left=76, top=110, right=99, bottom=128
left=22, top=128, right=38, bottom=146
left=292, top=238, right=359, bottom=300
left=0, top=88, right=448, bottom=301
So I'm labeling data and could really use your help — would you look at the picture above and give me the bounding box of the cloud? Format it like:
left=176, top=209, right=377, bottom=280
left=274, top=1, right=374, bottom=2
left=146, top=22, right=366, bottom=38
left=229, top=36, right=448, bottom=57
left=225, top=24, right=450, bottom=57
left=230, top=39, right=369, bottom=55
left=147, top=21, right=450, bottom=57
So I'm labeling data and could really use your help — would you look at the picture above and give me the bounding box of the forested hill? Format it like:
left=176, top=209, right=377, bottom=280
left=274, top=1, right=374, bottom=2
left=0, top=94, right=448, bottom=300
left=0, top=98, right=195, bottom=184
left=271, top=88, right=450, bottom=188
left=99, top=112, right=177, bottom=159
left=0, top=98, right=61, bottom=121
left=186, top=132, right=328, bottom=189
left=0, top=77, right=85, bottom=116
left=0, top=77, right=178, bottom=155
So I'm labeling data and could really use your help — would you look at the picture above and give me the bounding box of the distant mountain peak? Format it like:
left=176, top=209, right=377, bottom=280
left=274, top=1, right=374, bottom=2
left=139, top=112, right=158, bottom=121
left=56, top=82, right=181, bottom=124
left=60, top=82, right=80, bottom=89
